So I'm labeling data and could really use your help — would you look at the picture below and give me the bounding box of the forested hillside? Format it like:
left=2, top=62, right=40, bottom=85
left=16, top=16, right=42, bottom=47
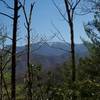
left=0, top=0, right=100, bottom=100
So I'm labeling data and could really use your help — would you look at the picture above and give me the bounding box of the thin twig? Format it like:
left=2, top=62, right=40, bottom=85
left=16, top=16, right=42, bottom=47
left=0, top=12, right=13, bottom=20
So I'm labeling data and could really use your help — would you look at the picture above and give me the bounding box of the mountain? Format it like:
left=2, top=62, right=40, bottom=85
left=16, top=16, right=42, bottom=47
left=16, top=42, right=88, bottom=77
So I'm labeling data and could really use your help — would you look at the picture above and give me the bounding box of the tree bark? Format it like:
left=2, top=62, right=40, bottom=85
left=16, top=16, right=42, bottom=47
left=69, top=21, right=76, bottom=82
left=64, top=0, right=76, bottom=82
left=27, top=25, right=32, bottom=100
left=64, top=0, right=76, bottom=99
left=11, top=0, right=18, bottom=100
left=22, top=3, right=34, bottom=99
left=0, top=55, right=3, bottom=100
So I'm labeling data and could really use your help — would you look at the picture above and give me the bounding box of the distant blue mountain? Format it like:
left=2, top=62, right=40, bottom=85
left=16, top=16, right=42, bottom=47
left=27, top=42, right=87, bottom=56
left=16, top=42, right=88, bottom=77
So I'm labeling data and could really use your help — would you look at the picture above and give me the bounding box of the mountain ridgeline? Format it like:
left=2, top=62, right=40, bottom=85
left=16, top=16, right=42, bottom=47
left=16, top=42, right=88, bottom=76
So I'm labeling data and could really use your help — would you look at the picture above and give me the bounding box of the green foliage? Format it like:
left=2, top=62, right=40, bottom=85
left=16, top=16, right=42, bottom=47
left=77, top=6, right=100, bottom=99
left=78, top=80, right=100, bottom=98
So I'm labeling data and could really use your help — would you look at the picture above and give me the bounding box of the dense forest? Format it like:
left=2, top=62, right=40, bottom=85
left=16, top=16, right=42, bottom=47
left=0, top=0, right=100, bottom=100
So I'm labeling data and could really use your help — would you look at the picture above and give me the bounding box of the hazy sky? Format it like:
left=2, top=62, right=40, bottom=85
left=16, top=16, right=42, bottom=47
left=0, top=0, right=93, bottom=46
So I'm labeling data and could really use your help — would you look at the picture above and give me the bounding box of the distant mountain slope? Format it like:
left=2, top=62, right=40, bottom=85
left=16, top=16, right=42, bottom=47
left=16, top=42, right=88, bottom=77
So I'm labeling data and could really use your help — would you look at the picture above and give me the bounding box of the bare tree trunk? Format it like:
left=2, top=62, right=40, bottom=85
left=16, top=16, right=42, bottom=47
left=64, top=0, right=76, bottom=83
left=11, top=0, right=18, bottom=100
left=0, top=55, right=3, bottom=100
left=53, top=0, right=81, bottom=99
left=64, top=0, right=77, bottom=99
left=27, top=25, right=33, bottom=100
left=69, top=21, right=76, bottom=82
left=69, top=20, right=76, bottom=100
left=22, top=2, right=34, bottom=99
left=0, top=31, right=5, bottom=100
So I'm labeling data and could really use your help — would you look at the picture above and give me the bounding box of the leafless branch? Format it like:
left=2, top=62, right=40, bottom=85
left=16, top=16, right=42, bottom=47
left=51, top=22, right=67, bottom=44
left=52, top=0, right=69, bottom=23
left=73, top=0, right=81, bottom=11
left=0, top=34, right=12, bottom=40
left=2, top=74, right=11, bottom=100
left=0, top=0, right=14, bottom=10
left=0, top=12, right=13, bottom=20
left=2, top=56, right=11, bottom=71
left=29, top=3, right=35, bottom=24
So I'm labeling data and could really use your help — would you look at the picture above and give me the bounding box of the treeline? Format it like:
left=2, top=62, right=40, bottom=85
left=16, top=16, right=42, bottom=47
left=0, top=0, right=100, bottom=100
